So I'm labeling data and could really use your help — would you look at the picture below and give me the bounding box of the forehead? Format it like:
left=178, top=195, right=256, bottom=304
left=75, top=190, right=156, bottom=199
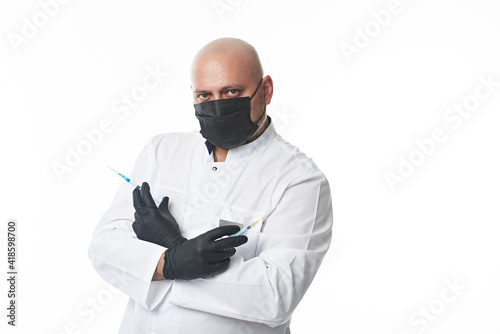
left=191, top=51, right=254, bottom=90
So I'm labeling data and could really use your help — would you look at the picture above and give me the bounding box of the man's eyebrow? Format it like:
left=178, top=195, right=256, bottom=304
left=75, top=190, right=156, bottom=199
left=193, top=89, right=210, bottom=94
left=193, top=84, right=246, bottom=94
left=220, top=84, right=245, bottom=91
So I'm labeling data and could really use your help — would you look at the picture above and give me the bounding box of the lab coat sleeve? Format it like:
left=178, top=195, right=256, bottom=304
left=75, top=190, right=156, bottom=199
left=168, top=172, right=333, bottom=327
left=87, top=136, right=173, bottom=310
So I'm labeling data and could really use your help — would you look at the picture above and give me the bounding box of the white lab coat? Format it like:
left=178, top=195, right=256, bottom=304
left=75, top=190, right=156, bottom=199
left=88, top=117, right=333, bottom=333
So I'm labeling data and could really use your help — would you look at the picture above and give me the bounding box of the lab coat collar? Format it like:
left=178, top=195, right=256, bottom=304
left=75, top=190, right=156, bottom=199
left=203, top=116, right=276, bottom=163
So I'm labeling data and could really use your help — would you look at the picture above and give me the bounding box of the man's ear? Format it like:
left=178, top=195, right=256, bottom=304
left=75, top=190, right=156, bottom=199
left=262, top=75, right=274, bottom=105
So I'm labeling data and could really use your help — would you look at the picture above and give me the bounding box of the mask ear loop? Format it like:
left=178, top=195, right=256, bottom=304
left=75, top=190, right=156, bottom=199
left=250, top=78, right=264, bottom=100
left=249, top=78, right=266, bottom=125
left=254, top=104, right=267, bottom=126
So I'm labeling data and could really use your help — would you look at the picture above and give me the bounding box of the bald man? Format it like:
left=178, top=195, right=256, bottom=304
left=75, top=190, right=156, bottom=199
left=88, top=37, right=333, bottom=334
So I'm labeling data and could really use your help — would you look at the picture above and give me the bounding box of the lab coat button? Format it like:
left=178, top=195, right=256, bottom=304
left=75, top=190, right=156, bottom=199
left=212, top=166, right=217, bottom=171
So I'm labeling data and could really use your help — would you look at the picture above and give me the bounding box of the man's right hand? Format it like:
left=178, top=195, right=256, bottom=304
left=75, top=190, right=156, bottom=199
left=132, top=182, right=187, bottom=249
left=163, top=225, right=247, bottom=280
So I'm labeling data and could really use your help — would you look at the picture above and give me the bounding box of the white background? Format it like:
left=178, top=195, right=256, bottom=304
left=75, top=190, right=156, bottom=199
left=1, top=0, right=499, bottom=333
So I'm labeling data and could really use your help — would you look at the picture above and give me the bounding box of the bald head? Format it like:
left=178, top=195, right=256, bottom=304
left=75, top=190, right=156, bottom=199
left=191, top=37, right=263, bottom=84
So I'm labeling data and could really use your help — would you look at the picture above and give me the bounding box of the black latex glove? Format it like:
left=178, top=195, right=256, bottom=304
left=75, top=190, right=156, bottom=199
left=132, top=182, right=187, bottom=248
left=163, top=225, right=247, bottom=280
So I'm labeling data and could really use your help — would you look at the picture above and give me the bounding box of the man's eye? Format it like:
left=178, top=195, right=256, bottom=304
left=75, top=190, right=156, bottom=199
left=197, top=93, right=209, bottom=99
left=227, top=89, right=239, bottom=96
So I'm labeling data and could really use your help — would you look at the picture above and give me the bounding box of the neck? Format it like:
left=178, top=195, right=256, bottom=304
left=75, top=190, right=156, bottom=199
left=246, top=114, right=269, bottom=144
left=213, top=146, right=228, bottom=162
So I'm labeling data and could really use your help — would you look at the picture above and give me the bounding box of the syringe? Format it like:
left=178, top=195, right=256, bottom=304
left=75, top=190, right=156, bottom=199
left=108, top=166, right=162, bottom=206
left=228, top=220, right=259, bottom=237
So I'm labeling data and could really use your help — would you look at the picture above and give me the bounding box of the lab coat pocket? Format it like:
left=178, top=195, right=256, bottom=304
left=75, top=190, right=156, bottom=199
left=153, top=185, right=220, bottom=239
left=219, top=207, right=262, bottom=261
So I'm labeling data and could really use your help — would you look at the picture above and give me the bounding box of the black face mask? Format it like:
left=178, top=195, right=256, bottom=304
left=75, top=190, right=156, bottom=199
left=194, top=78, right=265, bottom=149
